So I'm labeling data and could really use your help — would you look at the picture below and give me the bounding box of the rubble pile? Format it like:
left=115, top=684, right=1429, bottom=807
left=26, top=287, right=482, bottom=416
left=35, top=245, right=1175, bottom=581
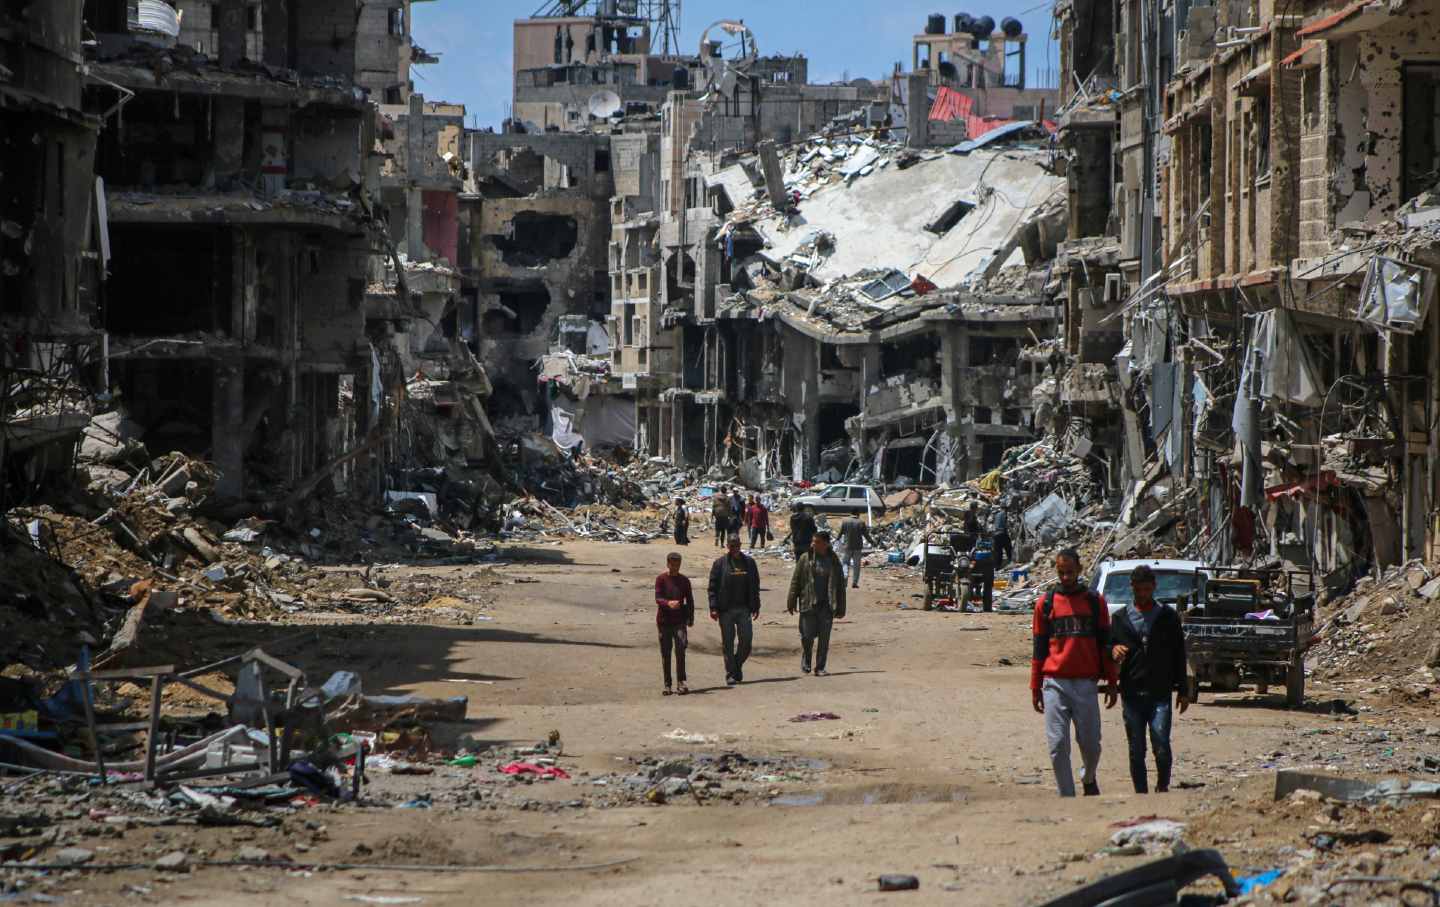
left=1311, top=560, right=1440, bottom=696
left=1174, top=772, right=1440, bottom=905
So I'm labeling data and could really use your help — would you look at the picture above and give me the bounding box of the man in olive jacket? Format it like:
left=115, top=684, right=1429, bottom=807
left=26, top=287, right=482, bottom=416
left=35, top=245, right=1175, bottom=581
left=786, top=530, right=847, bottom=676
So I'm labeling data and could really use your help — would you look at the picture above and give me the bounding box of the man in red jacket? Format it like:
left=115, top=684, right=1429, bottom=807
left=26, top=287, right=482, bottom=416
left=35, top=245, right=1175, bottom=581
left=1031, top=548, right=1118, bottom=797
left=655, top=553, right=695, bottom=695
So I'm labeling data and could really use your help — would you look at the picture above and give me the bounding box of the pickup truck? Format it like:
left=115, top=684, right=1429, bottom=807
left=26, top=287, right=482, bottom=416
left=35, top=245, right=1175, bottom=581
left=1182, top=568, right=1315, bottom=708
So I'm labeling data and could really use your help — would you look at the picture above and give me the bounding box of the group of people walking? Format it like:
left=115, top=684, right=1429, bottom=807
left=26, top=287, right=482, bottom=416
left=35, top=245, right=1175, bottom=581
left=668, top=486, right=769, bottom=549
left=659, top=500, right=1188, bottom=797
left=653, top=525, right=851, bottom=693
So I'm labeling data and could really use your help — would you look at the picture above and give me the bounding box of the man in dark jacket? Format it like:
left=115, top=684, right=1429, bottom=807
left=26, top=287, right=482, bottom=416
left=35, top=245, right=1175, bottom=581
left=992, top=508, right=1014, bottom=567
left=789, top=505, right=817, bottom=558
left=655, top=553, right=695, bottom=695
left=1110, top=565, right=1189, bottom=793
left=707, top=535, right=761, bottom=686
left=787, top=531, right=847, bottom=675
left=672, top=498, right=690, bottom=546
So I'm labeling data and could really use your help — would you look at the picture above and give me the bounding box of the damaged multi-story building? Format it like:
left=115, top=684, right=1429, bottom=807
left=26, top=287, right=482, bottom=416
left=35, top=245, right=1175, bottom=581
left=0, top=0, right=486, bottom=511
left=585, top=11, right=1067, bottom=484
left=0, top=0, right=103, bottom=502
left=1048, top=0, right=1440, bottom=581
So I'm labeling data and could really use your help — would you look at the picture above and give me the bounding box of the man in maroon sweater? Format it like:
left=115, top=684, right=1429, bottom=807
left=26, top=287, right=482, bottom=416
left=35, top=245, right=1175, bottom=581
left=655, top=552, right=695, bottom=695
left=1031, top=548, right=1119, bottom=796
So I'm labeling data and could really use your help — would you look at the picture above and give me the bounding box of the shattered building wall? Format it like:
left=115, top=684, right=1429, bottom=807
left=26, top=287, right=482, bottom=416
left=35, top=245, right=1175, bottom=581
left=468, top=132, right=614, bottom=427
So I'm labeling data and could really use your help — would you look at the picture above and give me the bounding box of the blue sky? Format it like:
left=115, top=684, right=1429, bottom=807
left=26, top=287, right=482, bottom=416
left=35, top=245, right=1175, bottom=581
left=410, top=0, right=1059, bottom=129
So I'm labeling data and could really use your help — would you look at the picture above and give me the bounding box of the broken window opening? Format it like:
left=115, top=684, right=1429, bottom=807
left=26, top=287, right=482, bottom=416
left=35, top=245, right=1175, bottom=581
left=491, top=213, right=578, bottom=267
left=105, top=226, right=232, bottom=336
left=595, top=149, right=611, bottom=173
left=817, top=403, right=859, bottom=450
left=1402, top=63, right=1440, bottom=204
left=926, top=199, right=976, bottom=235
left=109, top=360, right=214, bottom=459
left=493, top=284, right=552, bottom=335
left=968, top=335, right=1019, bottom=366
left=882, top=334, right=941, bottom=378
left=93, top=92, right=227, bottom=189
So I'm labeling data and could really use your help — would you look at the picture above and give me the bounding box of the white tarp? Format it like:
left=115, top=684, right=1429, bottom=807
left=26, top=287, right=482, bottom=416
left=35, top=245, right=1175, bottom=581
left=550, top=406, right=585, bottom=449
left=1358, top=256, right=1435, bottom=334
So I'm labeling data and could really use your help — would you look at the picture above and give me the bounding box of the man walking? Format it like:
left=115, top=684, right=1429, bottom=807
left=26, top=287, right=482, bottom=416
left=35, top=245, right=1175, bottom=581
left=729, top=488, right=745, bottom=539
left=747, top=496, right=770, bottom=550
left=672, top=498, right=690, bottom=546
left=789, top=504, right=817, bottom=558
left=1110, top=565, right=1189, bottom=793
left=655, top=553, right=695, bottom=695
left=711, top=489, right=732, bottom=547
left=708, top=535, right=761, bottom=686
left=787, top=530, right=846, bottom=676
left=1030, top=548, right=1118, bottom=797
left=836, top=514, right=872, bottom=589
left=992, top=507, right=1014, bottom=567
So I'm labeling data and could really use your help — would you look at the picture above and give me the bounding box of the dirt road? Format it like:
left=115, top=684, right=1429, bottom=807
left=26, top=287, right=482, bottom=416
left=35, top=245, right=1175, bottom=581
left=40, top=540, right=1366, bottom=905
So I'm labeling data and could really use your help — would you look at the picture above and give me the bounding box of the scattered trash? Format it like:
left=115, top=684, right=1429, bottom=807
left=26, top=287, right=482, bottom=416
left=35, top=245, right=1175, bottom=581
left=499, top=762, right=571, bottom=780
left=662, top=729, right=720, bottom=745
left=788, top=712, right=841, bottom=722
left=878, top=874, right=920, bottom=891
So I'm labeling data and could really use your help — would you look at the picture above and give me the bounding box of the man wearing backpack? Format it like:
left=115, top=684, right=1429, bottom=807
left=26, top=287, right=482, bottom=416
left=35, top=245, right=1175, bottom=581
left=1031, top=548, right=1118, bottom=797
left=1110, top=565, right=1189, bottom=793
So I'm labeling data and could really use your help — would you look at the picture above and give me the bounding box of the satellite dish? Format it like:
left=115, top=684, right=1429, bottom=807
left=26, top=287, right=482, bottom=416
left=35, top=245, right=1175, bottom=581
left=588, top=90, right=622, bottom=119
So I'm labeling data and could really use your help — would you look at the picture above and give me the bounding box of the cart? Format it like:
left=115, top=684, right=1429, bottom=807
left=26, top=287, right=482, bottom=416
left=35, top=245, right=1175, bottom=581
left=922, top=530, right=971, bottom=610
left=1182, top=567, right=1316, bottom=708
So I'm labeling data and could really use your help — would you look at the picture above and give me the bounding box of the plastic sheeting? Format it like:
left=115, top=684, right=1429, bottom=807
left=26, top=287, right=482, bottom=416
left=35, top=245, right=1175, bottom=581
left=550, top=397, right=637, bottom=450
left=1236, top=310, right=1323, bottom=408
left=1357, top=256, right=1435, bottom=334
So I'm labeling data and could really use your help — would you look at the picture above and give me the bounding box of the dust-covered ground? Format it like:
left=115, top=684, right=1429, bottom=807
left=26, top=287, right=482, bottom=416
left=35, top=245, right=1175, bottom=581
left=6, top=539, right=1439, bottom=906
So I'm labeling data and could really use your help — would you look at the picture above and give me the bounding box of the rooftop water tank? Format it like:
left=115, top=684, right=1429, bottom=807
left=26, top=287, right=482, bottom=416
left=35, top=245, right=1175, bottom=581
left=972, top=15, right=996, bottom=37
left=1001, top=16, right=1023, bottom=38
left=926, top=13, right=947, bottom=34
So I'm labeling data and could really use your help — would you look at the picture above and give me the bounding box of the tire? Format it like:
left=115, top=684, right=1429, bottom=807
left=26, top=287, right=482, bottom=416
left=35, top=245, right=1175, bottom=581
left=1285, top=654, right=1305, bottom=708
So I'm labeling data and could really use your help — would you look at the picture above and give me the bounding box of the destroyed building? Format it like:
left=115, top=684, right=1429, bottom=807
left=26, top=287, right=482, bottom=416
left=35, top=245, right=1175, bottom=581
left=468, top=131, right=615, bottom=432
left=1046, top=0, right=1440, bottom=582
left=0, top=0, right=486, bottom=511
left=0, top=0, right=103, bottom=501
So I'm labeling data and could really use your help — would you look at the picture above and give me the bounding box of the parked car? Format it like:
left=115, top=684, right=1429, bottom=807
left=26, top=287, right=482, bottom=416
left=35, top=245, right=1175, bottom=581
left=1090, top=558, right=1207, bottom=615
left=791, top=484, right=886, bottom=516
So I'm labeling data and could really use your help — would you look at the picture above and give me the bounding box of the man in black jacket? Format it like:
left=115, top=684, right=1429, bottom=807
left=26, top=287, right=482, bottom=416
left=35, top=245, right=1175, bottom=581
left=1110, top=565, right=1189, bottom=793
left=708, top=535, right=762, bottom=686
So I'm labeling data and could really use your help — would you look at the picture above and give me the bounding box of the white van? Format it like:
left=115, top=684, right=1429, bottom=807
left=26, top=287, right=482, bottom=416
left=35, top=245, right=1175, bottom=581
left=1090, top=558, right=1207, bottom=616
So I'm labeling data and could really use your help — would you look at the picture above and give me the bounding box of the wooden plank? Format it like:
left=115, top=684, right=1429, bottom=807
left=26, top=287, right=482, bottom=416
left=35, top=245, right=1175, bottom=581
left=75, top=665, right=176, bottom=681
left=143, top=676, right=163, bottom=783
left=78, top=672, right=107, bottom=785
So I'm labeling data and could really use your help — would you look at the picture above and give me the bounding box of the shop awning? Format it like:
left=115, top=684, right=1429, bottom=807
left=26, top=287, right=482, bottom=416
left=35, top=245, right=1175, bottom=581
left=1280, top=40, right=1322, bottom=69
left=1296, top=0, right=1391, bottom=39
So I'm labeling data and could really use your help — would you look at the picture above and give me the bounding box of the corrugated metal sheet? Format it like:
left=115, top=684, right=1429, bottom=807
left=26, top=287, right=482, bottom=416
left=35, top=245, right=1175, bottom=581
left=133, top=0, right=180, bottom=38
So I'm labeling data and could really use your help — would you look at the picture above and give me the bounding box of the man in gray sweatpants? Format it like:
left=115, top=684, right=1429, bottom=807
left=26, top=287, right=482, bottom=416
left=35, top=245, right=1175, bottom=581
left=1030, top=549, right=1118, bottom=797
